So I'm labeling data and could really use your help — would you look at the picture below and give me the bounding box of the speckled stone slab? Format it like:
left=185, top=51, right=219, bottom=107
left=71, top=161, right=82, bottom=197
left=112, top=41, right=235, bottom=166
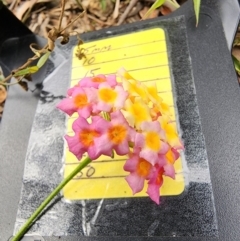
left=14, top=16, right=218, bottom=238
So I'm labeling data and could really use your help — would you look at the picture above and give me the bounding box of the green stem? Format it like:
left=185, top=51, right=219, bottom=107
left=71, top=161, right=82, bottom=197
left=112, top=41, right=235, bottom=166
left=12, top=156, right=92, bottom=241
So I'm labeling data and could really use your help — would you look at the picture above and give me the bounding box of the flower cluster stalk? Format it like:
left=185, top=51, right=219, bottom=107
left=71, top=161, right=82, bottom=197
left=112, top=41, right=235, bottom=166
left=12, top=156, right=92, bottom=241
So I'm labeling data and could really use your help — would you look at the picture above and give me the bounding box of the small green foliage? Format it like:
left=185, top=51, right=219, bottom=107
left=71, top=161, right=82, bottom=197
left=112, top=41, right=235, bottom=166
left=193, top=0, right=201, bottom=26
left=232, top=55, right=240, bottom=74
left=13, top=66, right=39, bottom=77
left=37, top=51, right=51, bottom=68
left=143, top=0, right=165, bottom=19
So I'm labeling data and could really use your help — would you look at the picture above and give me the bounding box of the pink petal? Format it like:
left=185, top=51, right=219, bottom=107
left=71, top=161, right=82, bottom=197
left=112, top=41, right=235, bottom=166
left=163, top=164, right=175, bottom=179
left=78, top=105, right=91, bottom=119
left=65, top=135, right=85, bottom=160
left=84, top=87, right=98, bottom=103
left=124, top=155, right=139, bottom=172
left=110, top=110, right=126, bottom=123
left=140, top=121, right=161, bottom=133
left=114, top=139, right=129, bottom=155
left=158, top=141, right=170, bottom=155
left=56, top=98, right=76, bottom=116
left=114, top=85, right=128, bottom=109
left=171, top=148, right=180, bottom=160
left=147, top=183, right=160, bottom=205
left=106, top=74, right=117, bottom=87
left=91, top=116, right=110, bottom=133
left=133, top=146, right=142, bottom=154
left=98, top=82, right=111, bottom=89
left=156, top=154, right=166, bottom=167
left=139, top=149, right=158, bottom=166
left=88, top=145, right=101, bottom=160
left=125, top=173, right=145, bottom=194
left=79, top=77, right=96, bottom=88
left=128, top=127, right=137, bottom=142
left=97, top=101, right=112, bottom=112
left=94, top=135, right=113, bottom=158
left=71, top=87, right=85, bottom=97
left=67, top=85, right=79, bottom=96
left=72, top=117, right=89, bottom=132
left=135, top=133, right=145, bottom=148
left=92, top=104, right=101, bottom=114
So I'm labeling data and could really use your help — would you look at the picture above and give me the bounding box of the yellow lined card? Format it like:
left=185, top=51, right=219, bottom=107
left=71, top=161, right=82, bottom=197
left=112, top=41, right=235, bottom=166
left=63, top=28, right=185, bottom=200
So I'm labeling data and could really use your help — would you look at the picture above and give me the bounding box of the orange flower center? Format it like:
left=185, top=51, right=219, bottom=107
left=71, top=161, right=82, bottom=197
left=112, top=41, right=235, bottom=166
left=92, top=76, right=106, bottom=83
left=99, top=88, right=117, bottom=103
left=129, top=102, right=150, bottom=124
left=108, top=125, right=127, bottom=144
left=79, top=129, right=100, bottom=147
left=137, top=158, right=152, bottom=177
left=74, top=94, right=88, bottom=108
left=165, top=149, right=175, bottom=164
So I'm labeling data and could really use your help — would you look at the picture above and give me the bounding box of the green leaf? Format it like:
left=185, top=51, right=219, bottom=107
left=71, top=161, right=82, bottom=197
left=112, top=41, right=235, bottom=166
left=232, top=55, right=240, bottom=74
left=143, top=0, right=165, bottom=19
left=27, top=66, right=39, bottom=74
left=37, top=51, right=51, bottom=68
left=193, top=0, right=201, bottom=26
left=14, top=66, right=39, bottom=77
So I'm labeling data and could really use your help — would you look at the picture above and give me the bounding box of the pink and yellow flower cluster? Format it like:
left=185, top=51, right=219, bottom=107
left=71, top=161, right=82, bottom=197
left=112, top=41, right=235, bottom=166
left=57, top=68, right=183, bottom=204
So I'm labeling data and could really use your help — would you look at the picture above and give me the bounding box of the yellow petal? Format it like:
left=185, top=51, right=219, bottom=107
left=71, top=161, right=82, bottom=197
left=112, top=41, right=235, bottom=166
left=125, top=98, right=151, bottom=128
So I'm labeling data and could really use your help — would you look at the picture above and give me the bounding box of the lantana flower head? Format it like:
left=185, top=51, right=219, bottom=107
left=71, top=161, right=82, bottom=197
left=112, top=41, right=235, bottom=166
left=58, top=69, right=184, bottom=205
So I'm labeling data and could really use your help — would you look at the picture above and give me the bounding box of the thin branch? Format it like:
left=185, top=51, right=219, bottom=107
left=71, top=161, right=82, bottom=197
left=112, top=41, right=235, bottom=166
left=87, top=14, right=112, bottom=26
left=58, top=0, right=66, bottom=31
left=59, top=11, right=85, bottom=34
left=0, top=44, right=48, bottom=85
left=0, top=1, right=85, bottom=87
left=3, top=76, right=25, bottom=86
left=117, top=0, right=138, bottom=25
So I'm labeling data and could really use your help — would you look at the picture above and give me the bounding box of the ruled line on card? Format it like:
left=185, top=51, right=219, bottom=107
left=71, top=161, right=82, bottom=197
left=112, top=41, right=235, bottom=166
left=72, top=51, right=167, bottom=69
left=72, top=175, right=126, bottom=180
left=72, top=39, right=166, bottom=58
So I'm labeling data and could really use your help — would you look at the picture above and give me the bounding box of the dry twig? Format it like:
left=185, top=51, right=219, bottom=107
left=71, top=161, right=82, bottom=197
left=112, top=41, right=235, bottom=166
left=117, top=0, right=139, bottom=25
left=0, top=0, right=85, bottom=90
